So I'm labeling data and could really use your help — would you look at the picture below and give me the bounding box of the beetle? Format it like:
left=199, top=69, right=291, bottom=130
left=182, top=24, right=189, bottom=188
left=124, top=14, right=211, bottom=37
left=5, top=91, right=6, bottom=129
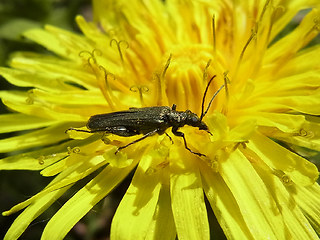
left=67, top=75, right=224, bottom=157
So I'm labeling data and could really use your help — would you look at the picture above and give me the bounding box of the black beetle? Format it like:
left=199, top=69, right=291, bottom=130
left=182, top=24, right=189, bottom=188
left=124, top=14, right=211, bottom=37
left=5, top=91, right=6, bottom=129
left=67, top=75, right=224, bottom=156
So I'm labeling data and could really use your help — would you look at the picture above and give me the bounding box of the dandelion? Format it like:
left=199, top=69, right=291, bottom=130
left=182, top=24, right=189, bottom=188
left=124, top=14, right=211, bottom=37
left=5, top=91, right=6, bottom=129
left=1, top=0, right=320, bottom=239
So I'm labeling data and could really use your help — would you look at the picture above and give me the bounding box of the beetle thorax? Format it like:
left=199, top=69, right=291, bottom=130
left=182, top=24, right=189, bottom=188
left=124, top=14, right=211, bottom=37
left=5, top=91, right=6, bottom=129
left=166, top=110, right=187, bottom=126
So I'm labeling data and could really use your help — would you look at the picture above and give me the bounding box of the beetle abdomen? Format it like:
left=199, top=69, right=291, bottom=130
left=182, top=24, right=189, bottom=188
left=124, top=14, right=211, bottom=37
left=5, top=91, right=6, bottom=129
left=87, top=106, right=171, bottom=134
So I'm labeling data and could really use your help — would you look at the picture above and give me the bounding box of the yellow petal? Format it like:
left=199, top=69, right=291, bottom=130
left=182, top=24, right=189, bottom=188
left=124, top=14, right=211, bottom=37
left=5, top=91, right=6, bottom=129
left=220, top=149, right=288, bottom=239
left=4, top=186, right=71, bottom=240
left=0, top=135, right=99, bottom=170
left=103, top=149, right=134, bottom=168
left=30, top=89, right=106, bottom=106
left=0, top=113, right=58, bottom=133
left=0, top=151, right=66, bottom=171
left=146, top=184, right=176, bottom=240
left=226, top=119, right=256, bottom=142
left=76, top=15, right=108, bottom=44
left=246, top=132, right=319, bottom=185
left=0, top=91, right=90, bottom=121
left=111, top=153, right=162, bottom=240
left=170, top=153, right=210, bottom=240
left=206, top=113, right=229, bottom=140
left=3, top=100, right=90, bottom=121
left=269, top=1, right=319, bottom=41
left=23, top=26, right=89, bottom=60
left=0, top=67, right=78, bottom=91
left=8, top=52, right=97, bottom=90
left=294, top=183, right=320, bottom=235
left=3, top=154, right=105, bottom=217
left=268, top=180, right=319, bottom=239
left=268, top=95, right=320, bottom=115
left=40, top=150, right=105, bottom=178
left=41, top=162, right=137, bottom=240
left=253, top=160, right=318, bottom=239
left=243, top=112, right=305, bottom=132
left=271, top=119, right=320, bottom=151
left=269, top=69, right=320, bottom=89
left=266, top=9, right=320, bottom=64
left=200, top=163, right=254, bottom=240
left=275, top=46, right=320, bottom=76
left=0, top=124, right=69, bottom=153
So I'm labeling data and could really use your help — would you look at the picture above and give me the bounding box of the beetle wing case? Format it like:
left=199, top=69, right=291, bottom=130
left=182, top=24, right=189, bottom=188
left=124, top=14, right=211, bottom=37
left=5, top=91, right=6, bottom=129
left=87, top=106, right=171, bottom=134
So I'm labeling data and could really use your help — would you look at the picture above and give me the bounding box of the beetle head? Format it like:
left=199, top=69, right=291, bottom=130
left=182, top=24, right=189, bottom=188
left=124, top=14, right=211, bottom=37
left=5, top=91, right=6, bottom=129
left=185, top=111, right=209, bottom=131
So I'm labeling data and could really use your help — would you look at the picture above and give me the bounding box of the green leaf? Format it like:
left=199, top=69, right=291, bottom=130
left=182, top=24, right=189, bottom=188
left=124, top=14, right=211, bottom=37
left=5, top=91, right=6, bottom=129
left=0, top=19, right=41, bottom=41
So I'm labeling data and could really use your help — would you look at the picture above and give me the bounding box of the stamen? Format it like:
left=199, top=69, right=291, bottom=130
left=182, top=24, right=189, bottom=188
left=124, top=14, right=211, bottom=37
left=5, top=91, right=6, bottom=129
left=145, top=161, right=169, bottom=175
left=79, top=49, right=102, bottom=69
left=110, top=39, right=129, bottom=63
left=67, top=146, right=81, bottom=154
left=38, top=156, right=45, bottom=165
left=98, top=66, right=116, bottom=110
left=202, top=59, right=212, bottom=83
left=220, top=71, right=230, bottom=115
left=26, top=90, right=34, bottom=104
left=92, top=49, right=102, bottom=57
left=307, top=15, right=320, bottom=37
left=272, top=169, right=293, bottom=186
left=101, top=133, right=111, bottom=144
left=99, top=66, right=116, bottom=92
left=161, top=54, right=171, bottom=79
left=130, top=85, right=149, bottom=106
left=212, top=15, right=217, bottom=57
left=79, top=49, right=122, bottom=110
left=281, top=174, right=293, bottom=186
left=298, top=128, right=314, bottom=138
left=145, top=167, right=157, bottom=175
left=258, top=0, right=271, bottom=23
left=223, top=71, right=230, bottom=99
left=238, top=29, right=257, bottom=64
left=233, top=29, right=257, bottom=79
left=232, top=141, right=249, bottom=151
left=241, top=141, right=249, bottom=149
left=298, top=129, right=308, bottom=137
left=155, top=54, right=171, bottom=105
left=79, top=50, right=94, bottom=59
left=313, top=15, right=320, bottom=31
left=206, top=155, right=219, bottom=172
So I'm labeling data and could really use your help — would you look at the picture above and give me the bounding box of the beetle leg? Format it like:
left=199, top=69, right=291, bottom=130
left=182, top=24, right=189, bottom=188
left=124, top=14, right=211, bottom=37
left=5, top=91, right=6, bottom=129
left=165, top=132, right=174, bottom=144
left=115, top=128, right=159, bottom=154
left=65, top=127, right=94, bottom=134
left=171, top=127, right=206, bottom=157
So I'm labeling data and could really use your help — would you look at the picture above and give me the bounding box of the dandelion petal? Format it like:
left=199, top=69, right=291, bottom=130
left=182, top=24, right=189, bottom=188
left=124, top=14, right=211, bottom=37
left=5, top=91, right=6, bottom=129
left=4, top=186, right=70, bottom=240
left=41, top=162, right=137, bottom=240
left=220, top=150, right=286, bottom=239
left=111, top=154, right=162, bottom=240
left=146, top=184, right=176, bottom=240
left=170, top=156, right=210, bottom=240
left=201, top=164, right=254, bottom=240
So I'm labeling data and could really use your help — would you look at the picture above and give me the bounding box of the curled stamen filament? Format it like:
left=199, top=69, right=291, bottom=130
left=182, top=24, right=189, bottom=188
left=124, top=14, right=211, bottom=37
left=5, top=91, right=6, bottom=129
left=130, top=85, right=149, bottom=106
left=110, top=39, right=129, bottom=63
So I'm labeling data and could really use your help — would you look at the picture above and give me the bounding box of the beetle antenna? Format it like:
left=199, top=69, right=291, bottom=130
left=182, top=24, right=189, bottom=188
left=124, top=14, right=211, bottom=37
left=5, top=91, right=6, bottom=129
left=200, top=75, right=225, bottom=121
left=200, top=75, right=215, bottom=120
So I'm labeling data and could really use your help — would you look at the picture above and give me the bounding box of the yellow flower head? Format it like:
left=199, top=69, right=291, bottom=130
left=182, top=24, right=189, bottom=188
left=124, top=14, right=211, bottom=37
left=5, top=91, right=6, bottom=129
left=1, top=0, right=320, bottom=239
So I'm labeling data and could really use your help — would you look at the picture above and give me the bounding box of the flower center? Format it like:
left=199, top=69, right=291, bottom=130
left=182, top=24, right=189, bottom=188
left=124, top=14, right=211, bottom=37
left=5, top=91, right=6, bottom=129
left=163, top=44, right=215, bottom=112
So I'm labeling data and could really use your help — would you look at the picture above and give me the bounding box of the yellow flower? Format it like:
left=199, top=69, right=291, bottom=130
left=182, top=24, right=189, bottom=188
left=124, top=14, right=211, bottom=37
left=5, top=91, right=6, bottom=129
left=1, top=0, right=320, bottom=239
